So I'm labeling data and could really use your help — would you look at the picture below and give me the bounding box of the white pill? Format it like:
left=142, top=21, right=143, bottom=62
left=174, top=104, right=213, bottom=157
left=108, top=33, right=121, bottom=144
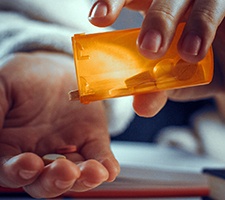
left=42, top=153, right=66, bottom=165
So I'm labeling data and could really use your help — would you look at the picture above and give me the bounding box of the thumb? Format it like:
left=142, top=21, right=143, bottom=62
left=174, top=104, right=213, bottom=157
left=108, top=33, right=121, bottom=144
left=88, top=0, right=126, bottom=27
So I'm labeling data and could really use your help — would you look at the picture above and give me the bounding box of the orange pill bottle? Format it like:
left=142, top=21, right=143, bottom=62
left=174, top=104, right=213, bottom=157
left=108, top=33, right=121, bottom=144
left=70, top=23, right=213, bottom=104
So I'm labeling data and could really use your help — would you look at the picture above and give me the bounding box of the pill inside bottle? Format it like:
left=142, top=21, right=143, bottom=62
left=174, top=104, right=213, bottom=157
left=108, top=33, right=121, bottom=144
left=70, top=23, right=213, bottom=104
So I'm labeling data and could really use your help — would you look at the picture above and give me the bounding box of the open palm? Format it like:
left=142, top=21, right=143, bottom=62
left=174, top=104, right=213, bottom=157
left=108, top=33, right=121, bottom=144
left=0, top=51, right=119, bottom=198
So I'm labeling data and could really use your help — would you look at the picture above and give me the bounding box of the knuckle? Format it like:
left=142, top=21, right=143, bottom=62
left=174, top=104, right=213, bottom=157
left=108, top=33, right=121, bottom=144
left=144, top=9, right=176, bottom=31
left=191, top=0, right=222, bottom=25
left=190, top=11, right=217, bottom=38
left=149, top=7, right=176, bottom=24
left=146, top=1, right=180, bottom=26
left=192, top=9, right=215, bottom=24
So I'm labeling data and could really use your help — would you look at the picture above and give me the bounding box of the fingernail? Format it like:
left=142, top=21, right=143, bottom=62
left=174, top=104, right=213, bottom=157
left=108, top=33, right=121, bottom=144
left=89, top=1, right=108, bottom=19
left=19, top=169, right=38, bottom=180
left=182, top=33, right=202, bottom=56
left=55, top=180, right=74, bottom=190
left=82, top=180, right=100, bottom=188
left=140, top=30, right=162, bottom=53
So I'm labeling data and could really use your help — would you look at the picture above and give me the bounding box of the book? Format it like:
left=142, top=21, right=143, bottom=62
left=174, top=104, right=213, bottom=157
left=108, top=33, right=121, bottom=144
left=203, top=168, right=225, bottom=200
left=1, top=166, right=223, bottom=199
left=65, top=165, right=210, bottom=198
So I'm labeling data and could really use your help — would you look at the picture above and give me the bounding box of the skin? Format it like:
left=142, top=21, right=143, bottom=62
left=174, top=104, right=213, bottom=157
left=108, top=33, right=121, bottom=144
left=1, top=1, right=225, bottom=198
left=88, top=0, right=225, bottom=118
left=0, top=51, right=120, bottom=198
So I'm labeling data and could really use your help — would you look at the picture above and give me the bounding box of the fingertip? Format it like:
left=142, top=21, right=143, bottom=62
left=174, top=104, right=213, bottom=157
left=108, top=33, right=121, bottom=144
left=72, top=159, right=109, bottom=192
left=1, top=153, right=44, bottom=188
left=6, top=152, right=44, bottom=174
left=133, top=92, right=167, bottom=117
left=178, top=32, right=211, bottom=63
left=49, top=158, right=81, bottom=179
left=79, top=159, right=109, bottom=182
left=137, top=29, right=164, bottom=60
left=89, top=1, right=108, bottom=19
left=24, top=159, right=80, bottom=198
left=137, top=18, right=177, bottom=60
left=88, top=0, right=124, bottom=27
left=100, top=158, right=120, bottom=182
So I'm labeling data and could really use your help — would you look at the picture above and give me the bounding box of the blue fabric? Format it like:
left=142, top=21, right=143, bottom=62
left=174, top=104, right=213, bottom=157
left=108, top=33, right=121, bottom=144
left=112, top=99, right=214, bottom=142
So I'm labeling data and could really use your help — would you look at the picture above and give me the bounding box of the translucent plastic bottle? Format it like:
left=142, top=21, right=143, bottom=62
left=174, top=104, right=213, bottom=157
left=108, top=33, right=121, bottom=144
left=69, top=23, right=213, bottom=104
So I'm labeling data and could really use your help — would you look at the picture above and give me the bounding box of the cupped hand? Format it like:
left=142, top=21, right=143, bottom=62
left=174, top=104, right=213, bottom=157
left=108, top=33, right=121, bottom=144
left=0, top=51, right=120, bottom=198
left=88, top=0, right=225, bottom=117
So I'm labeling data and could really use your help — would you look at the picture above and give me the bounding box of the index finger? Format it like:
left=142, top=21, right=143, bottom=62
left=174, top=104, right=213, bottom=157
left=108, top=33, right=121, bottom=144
left=137, top=0, right=192, bottom=60
left=178, top=0, right=225, bottom=63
